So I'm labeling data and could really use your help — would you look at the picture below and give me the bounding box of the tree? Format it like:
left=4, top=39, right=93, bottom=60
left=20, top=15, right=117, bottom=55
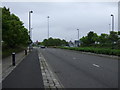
left=108, top=31, right=119, bottom=43
left=98, top=33, right=109, bottom=45
left=2, top=7, right=29, bottom=48
left=80, top=36, right=88, bottom=46
left=42, top=38, right=68, bottom=46
left=80, top=31, right=98, bottom=46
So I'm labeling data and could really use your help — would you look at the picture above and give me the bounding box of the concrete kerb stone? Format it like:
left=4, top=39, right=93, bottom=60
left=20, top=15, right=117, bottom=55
left=38, top=49, right=63, bottom=89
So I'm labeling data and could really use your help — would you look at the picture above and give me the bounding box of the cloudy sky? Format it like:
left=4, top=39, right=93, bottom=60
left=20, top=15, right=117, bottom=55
left=2, top=2, right=118, bottom=42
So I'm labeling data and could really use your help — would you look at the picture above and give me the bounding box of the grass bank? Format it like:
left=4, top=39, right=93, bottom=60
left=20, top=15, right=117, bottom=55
left=57, top=47, right=120, bottom=56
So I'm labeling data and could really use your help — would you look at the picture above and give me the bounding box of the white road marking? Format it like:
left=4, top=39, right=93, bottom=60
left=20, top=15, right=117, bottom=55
left=92, top=64, right=100, bottom=68
left=73, top=57, right=76, bottom=60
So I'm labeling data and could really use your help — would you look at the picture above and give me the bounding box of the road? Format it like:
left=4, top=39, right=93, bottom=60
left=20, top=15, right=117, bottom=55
left=39, top=48, right=118, bottom=88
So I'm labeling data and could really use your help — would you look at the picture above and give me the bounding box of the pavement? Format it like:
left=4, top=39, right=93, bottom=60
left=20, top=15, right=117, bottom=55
left=2, top=49, right=44, bottom=88
left=40, top=48, right=118, bottom=88
left=2, top=50, right=27, bottom=81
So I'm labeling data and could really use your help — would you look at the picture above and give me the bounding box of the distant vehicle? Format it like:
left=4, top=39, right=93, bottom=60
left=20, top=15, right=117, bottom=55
left=40, top=46, right=45, bottom=48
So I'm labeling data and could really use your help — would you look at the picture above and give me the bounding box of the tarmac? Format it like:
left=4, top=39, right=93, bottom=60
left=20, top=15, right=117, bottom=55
left=2, top=49, right=44, bottom=88
left=2, top=50, right=27, bottom=81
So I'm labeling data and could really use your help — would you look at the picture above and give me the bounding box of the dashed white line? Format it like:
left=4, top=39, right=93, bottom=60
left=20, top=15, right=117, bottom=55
left=92, top=64, right=100, bottom=68
left=73, top=57, right=76, bottom=60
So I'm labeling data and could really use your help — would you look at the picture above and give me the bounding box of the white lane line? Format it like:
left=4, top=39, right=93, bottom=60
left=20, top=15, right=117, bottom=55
left=73, top=57, right=76, bottom=60
left=92, top=64, right=100, bottom=68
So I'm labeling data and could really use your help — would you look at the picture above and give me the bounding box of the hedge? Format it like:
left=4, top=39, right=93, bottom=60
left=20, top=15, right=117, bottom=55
left=58, top=47, right=120, bottom=56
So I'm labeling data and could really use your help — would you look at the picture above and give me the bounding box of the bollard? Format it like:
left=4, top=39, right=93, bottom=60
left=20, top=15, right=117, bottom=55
left=25, top=49, right=27, bottom=55
left=12, top=52, right=15, bottom=66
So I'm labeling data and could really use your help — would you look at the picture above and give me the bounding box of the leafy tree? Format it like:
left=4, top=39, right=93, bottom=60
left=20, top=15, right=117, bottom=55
left=98, top=33, right=109, bottom=44
left=42, top=37, right=68, bottom=46
left=80, top=31, right=119, bottom=49
left=43, top=39, right=48, bottom=46
left=80, top=36, right=88, bottom=46
left=108, top=31, right=119, bottom=43
left=87, top=31, right=98, bottom=45
left=80, top=31, right=98, bottom=46
left=2, top=7, right=30, bottom=48
left=61, top=39, right=68, bottom=46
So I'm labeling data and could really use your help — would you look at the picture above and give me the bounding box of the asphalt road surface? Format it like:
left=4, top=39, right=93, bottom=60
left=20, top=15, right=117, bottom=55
left=39, top=48, right=118, bottom=88
left=2, top=49, right=44, bottom=88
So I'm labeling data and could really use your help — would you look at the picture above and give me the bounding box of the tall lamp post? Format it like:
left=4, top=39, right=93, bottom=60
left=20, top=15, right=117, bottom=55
left=77, top=29, right=80, bottom=47
left=29, top=10, right=33, bottom=51
left=29, top=10, right=33, bottom=40
left=77, top=29, right=79, bottom=40
left=47, top=16, right=50, bottom=39
left=111, top=14, right=114, bottom=49
left=111, top=14, right=114, bottom=31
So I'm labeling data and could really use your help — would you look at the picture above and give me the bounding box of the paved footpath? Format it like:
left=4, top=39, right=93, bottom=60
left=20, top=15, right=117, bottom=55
left=2, top=49, right=44, bottom=88
left=2, top=50, right=27, bottom=81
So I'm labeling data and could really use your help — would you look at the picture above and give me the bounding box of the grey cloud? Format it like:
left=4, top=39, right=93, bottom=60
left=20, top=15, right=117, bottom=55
left=2, top=2, right=118, bottom=42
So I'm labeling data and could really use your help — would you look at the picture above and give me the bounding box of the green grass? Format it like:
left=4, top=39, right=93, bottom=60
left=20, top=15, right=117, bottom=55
left=57, top=46, right=120, bottom=56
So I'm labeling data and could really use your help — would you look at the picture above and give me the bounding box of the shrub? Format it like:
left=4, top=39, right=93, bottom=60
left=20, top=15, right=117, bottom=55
left=58, top=47, right=120, bottom=56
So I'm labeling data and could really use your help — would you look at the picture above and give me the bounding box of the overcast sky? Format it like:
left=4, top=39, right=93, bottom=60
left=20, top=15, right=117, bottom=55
left=2, top=2, right=118, bottom=42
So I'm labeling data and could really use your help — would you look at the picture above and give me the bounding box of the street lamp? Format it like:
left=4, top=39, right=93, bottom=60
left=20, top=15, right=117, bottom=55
left=28, top=10, right=33, bottom=51
left=77, top=29, right=79, bottom=40
left=111, top=14, right=115, bottom=49
left=77, top=29, right=80, bottom=47
left=47, top=16, right=50, bottom=39
left=29, top=10, right=33, bottom=40
left=111, top=14, right=114, bottom=31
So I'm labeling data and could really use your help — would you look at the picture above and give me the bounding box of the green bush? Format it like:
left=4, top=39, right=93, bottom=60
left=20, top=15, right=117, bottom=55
left=58, top=47, right=120, bottom=56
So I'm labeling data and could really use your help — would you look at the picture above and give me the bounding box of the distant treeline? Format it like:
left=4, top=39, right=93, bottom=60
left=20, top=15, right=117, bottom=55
left=40, top=31, right=120, bottom=49
left=41, top=37, right=68, bottom=46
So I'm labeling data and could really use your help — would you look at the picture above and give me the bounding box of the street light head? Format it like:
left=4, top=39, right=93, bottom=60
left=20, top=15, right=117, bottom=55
left=30, top=11, right=33, bottom=13
left=77, top=29, right=79, bottom=30
left=47, top=16, right=50, bottom=18
left=111, top=14, right=113, bottom=16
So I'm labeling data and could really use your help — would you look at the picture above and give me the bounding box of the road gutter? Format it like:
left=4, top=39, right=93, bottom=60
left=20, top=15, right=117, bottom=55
left=38, top=49, right=63, bottom=89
